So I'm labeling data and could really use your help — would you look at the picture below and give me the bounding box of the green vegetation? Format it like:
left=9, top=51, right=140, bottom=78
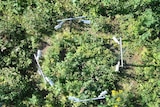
left=0, top=0, right=159, bottom=106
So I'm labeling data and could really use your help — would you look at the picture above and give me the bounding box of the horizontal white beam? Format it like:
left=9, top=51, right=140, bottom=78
left=57, top=16, right=86, bottom=22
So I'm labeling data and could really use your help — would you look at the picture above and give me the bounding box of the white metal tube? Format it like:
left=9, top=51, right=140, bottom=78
left=77, top=97, right=105, bottom=102
left=34, top=54, right=46, bottom=82
left=120, top=37, right=123, bottom=67
left=45, top=76, right=54, bottom=86
left=57, top=16, right=86, bottom=22
left=112, top=36, right=120, bottom=44
left=80, top=20, right=91, bottom=24
left=98, top=90, right=107, bottom=98
left=115, top=61, right=120, bottom=72
left=54, top=21, right=65, bottom=30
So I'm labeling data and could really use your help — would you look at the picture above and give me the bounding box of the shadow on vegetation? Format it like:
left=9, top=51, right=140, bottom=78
left=119, top=68, right=136, bottom=80
left=125, top=63, right=160, bottom=68
left=116, top=61, right=157, bottom=107
left=101, top=24, right=114, bottom=33
left=117, top=61, right=160, bottom=82
left=122, top=39, right=134, bottom=42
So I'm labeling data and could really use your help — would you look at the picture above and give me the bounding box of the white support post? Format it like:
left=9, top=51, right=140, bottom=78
left=34, top=52, right=54, bottom=86
left=34, top=54, right=46, bottom=82
left=115, top=61, right=120, bottom=72
left=120, top=37, right=123, bottom=67
left=45, top=76, right=54, bottom=86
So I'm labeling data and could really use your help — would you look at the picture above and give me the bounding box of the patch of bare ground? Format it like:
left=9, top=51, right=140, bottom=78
left=39, top=36, right=52, bottom=55
left=118, top=47, right=144, bottom=92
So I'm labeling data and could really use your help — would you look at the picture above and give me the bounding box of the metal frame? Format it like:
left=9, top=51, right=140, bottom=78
left=112, top=37, right=123, bottom=72
left=34, top=50, right=54, bottom=86
left=68, top=91, right=107, bottom=103
left=54, top=16, right=90, bottom=31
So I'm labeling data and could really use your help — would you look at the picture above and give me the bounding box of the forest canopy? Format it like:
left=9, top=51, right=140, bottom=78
left=0, top=0, right=160, bottom=107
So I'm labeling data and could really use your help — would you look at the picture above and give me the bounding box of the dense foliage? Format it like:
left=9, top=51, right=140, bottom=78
left=0, top=0, right=159, bottom=106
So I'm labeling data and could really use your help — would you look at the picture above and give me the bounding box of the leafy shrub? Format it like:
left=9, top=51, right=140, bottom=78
left=41, top=32, right=118, bottom=106
left=0, top=67, right=29, bottom=105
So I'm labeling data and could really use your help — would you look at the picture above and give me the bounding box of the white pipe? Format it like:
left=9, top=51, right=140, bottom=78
left=80, top=20, right=91, bottom=24
left=45, top=77, right=54, bottom=86
left=54, top=21, right=65, bottom=30
left=69, top=90, right=107, bottom=103
left=112, top=36, right=120, bottom=44
left=57, top=16, right=86, bottom=22
left=120, top=37, right=123, bottom=67
left=68, top=96, right=80, bottom=102
left=75, top=96, right=106, bottom=102
left=34, top=54, right=46, bottom=82
left=98, top=90, right=107, bottom=98
left=36, top=50, right=42, bottom=60
left=115, top=61, right=120, bottom=72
